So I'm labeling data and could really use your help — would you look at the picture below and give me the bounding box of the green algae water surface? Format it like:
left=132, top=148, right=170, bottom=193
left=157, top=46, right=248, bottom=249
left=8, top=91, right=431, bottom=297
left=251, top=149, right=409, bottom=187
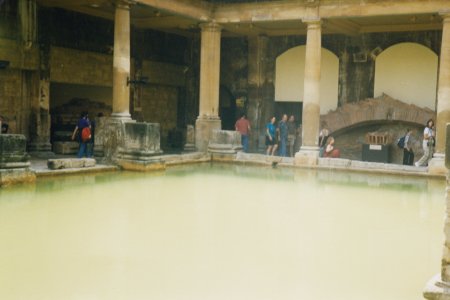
left=0, top=163, right=445, bottom=300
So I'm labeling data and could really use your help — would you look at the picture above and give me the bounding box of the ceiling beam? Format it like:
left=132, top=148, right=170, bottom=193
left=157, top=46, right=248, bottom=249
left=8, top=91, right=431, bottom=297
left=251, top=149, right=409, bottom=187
left=325, top=19, right=360, bottom=36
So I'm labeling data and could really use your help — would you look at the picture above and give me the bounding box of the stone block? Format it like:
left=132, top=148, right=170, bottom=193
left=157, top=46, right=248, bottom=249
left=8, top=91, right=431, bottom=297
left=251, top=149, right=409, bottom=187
left=53, top=141, right=79, bottom=154
left=195, top=118, right=221, bottom=152
left=0, top=134, right=29, bottom=164
left=208, top=130, right=243, bottom=154
left=47, top=158, right=96, bottom=170
left=119, top=122, right=162, bottom=158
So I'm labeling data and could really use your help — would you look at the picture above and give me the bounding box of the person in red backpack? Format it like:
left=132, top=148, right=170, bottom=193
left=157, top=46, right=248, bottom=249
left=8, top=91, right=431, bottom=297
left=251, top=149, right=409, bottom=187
left=71, top=111, right=91, bottom=158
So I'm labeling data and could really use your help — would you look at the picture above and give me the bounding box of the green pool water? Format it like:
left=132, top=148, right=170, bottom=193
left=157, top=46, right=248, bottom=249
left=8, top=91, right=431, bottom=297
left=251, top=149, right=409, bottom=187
left=0, top=164, right=445, bottom=300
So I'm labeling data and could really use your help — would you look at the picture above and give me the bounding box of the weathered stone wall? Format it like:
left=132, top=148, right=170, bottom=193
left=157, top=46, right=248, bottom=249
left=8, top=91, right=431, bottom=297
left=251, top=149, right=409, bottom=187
left=49, top=47, right=113, bottom=86
left=140, top=85, right=179, bottom=147
left=218, top=31, right=441, bottom=151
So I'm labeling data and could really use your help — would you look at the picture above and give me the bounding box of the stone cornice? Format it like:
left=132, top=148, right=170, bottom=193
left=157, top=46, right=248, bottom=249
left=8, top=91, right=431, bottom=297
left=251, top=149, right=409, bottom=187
left=211, top=0, right=450, bottom=24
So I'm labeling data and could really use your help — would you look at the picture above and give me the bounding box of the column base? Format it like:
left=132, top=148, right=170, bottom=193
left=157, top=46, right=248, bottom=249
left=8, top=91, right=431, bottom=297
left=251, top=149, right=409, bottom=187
left=195, top=117, right=221, bottom=152
left=294, top=146, right=320, bottom=166
left=428, top=153, right=448, bottom=176
left=424, top=274, right=450, bottom=300
left=110, top=112, right=133, bottom=121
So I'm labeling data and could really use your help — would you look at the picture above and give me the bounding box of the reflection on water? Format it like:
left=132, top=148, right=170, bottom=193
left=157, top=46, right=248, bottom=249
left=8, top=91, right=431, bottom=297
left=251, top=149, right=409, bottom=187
left=0, top=163, right=445, bottom=300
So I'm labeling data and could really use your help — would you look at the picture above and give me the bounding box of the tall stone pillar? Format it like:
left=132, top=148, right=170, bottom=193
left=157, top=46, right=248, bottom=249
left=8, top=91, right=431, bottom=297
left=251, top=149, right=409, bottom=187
left=423, top=124, right=450, bottom=300
left=429, top=12, right=450, bottom=176
left=111, top=0, right=133, bottom=120
left=27, top=74, right=52, bottom=155
left=195, top=22, right=222, bottom=152
left=247, top=35, right=274, bottom=153
left=20, top=0, right=52, bottom=156
left=295, top=18, right=322, bottom=166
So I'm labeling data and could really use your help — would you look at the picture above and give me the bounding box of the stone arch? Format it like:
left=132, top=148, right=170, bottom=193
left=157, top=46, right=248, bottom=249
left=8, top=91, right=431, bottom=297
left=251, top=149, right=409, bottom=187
left=320, top=94, right=435, bottom=135
left=274, top=45, right=339, bottom=114
left=374, top=42, right=438, bottom=110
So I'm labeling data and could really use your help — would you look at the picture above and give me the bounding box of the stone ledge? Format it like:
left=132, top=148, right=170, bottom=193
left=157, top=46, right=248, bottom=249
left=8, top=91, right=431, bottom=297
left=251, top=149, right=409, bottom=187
left=0, top=168, right=36, bottom=187
left=47, top=158, right=96, bottom=170
left=116, top=157, right=165, bottom=172
left=164, top=152, right=211, bottom=165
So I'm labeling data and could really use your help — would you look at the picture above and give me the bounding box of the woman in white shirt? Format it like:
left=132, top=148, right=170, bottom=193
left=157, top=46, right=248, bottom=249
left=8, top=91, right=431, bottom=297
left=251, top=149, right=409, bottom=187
left=415, top=119, right=435, bottom=167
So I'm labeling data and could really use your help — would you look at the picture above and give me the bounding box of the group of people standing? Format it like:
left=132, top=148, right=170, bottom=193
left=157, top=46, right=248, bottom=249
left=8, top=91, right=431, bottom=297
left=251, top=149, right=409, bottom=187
left=400, top=119, right=435, bottom=167
left=265, top=114, right=298, bottom=157
left=234, top=113, right=299, bottom=157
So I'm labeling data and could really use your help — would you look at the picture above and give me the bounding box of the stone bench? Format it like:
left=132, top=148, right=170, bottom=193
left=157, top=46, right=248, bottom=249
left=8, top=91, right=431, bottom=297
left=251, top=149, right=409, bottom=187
left=47, top=158, right=96, bottom=170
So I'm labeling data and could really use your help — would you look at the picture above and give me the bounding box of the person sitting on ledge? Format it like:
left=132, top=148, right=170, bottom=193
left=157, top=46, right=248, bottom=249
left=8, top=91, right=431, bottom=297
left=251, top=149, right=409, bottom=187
left=323, top=136, right=340, bottom=158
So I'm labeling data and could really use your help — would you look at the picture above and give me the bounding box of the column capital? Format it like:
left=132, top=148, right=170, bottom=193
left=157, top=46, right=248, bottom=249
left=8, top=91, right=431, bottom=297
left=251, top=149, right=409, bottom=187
left=199, top=22, right=222, bottom=32
left=302, top=17, right=322, bottom=28
left=440, top=10, right=450, bottom=22
left=113, top=0, right=136, bottom=10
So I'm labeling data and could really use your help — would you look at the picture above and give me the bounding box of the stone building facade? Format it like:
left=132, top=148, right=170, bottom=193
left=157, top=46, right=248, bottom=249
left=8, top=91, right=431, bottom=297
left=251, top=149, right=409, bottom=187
left=0, top=0, right=449, bottom=168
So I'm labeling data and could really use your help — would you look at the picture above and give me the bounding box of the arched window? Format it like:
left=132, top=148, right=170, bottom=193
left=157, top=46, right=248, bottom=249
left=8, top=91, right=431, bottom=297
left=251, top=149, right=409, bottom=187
left=374, top=42, right=438, bottom=110
left=275, top=45, right=339, bottom=114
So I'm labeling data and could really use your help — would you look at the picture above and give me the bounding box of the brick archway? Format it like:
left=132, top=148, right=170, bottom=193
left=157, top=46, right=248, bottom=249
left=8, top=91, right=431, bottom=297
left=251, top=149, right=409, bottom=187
left=320, top=94, right=435, bottom=134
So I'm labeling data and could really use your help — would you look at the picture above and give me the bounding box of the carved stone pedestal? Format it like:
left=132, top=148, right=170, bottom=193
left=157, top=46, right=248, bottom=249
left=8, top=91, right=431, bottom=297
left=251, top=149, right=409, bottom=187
left=195, top=118, right=221, bottom=152
left=208, top=130, right=243, bottom=162
left=115, top=122, right=165, bottom=171
left=0, top=134, right=35, bottom=186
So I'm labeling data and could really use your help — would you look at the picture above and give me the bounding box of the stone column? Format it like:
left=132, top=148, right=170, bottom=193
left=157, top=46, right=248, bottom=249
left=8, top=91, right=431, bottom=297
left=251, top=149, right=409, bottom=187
left=111, top=0, right=133, bottom=120
left=27, top=74, right=52, bottom=155
left=295, top=18, right=322, bottom=166
left=423, top=126, right=450, bottom=300
left=195, top=22, right=222, bottom=152
left=429, top=12, right=450, bottom=176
